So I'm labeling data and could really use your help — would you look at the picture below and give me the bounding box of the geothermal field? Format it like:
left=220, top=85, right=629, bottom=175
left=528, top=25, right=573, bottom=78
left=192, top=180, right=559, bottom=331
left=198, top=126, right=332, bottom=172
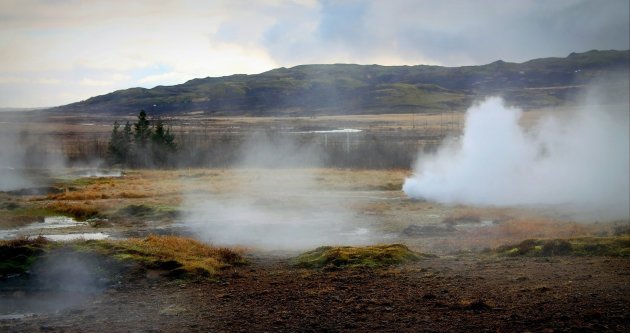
left=1, top=93, right=629, bottom=332
left=1, top=2, right=629, bottom=331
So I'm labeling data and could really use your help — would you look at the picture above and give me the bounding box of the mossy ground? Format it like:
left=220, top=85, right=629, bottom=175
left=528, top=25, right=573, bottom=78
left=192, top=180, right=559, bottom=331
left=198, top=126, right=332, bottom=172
left=494, top=236, right=630, bottom=257
left=0, top=236, right=52, bottom=277
left=291, top=244, right=428, bottom=269
left=0, top=235, right=245, bottom=279
left=73, top=235, right=246, bottom=277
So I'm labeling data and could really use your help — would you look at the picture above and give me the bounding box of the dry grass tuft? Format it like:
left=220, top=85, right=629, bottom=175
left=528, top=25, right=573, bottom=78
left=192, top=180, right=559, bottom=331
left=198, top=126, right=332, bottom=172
left=49, top=190, right=109, bottom=200
left=0, top=235, right=49, bottom=248
left=45, top=201, right=99, bottom=220
left=119, top=191, right=153, bottom=199
left=77, top=235, right=246, bottom=277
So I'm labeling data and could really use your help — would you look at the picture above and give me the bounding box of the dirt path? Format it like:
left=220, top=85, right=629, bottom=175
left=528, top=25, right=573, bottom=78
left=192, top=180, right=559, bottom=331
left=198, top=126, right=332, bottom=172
left=2, top=255, right=629, bottom=332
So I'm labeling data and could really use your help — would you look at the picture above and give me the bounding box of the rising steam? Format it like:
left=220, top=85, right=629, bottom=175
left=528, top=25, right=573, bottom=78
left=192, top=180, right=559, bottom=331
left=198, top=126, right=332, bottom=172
left=182, top=134, right=372, bottom=250
left=404, top=86, right=629, bottom=219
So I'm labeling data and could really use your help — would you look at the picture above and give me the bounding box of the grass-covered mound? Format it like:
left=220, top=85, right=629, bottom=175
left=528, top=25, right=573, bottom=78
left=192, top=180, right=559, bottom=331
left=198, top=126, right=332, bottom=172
left=1, top=235, right=245, bottom=279
left=291, top=244, right=427, bottom=269
left=74, top=235, right=246, bottom=277
left=0, top=236, right=51, bottom=277
left=495, top=236, right=630, bottom=257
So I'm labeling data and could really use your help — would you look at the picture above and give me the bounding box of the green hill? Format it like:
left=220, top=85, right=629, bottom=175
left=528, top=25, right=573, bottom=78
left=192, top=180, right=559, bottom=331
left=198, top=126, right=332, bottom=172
left=50, top=49, right=629, bottom=116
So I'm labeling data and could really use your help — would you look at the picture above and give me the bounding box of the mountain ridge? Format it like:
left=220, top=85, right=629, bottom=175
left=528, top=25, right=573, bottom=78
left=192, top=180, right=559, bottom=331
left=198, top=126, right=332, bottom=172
left=49, top=49, right=629, bottom=116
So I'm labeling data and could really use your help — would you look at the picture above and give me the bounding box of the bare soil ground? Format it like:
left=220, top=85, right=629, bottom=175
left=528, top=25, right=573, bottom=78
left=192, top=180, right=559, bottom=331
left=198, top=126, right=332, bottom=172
left=1, top=254, right=629, bottom=332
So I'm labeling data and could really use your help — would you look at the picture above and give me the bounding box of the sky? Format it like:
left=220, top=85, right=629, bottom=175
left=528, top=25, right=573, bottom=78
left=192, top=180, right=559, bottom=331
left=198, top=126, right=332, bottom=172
left=0, top=0, right=628, bottom=108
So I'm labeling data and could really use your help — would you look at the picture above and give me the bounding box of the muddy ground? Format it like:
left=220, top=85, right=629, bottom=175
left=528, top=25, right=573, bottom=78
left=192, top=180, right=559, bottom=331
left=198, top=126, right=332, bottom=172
left=1, top=254, right=629, bottom=332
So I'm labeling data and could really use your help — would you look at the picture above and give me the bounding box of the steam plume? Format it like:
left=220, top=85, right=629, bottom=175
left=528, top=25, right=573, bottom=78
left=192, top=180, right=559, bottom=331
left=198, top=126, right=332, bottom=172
left=404, top=89, right=629, bottom=219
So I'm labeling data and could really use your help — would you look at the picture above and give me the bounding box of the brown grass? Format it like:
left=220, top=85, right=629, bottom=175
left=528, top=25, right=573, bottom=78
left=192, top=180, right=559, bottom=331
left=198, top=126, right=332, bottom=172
left=49, top=191, right=109, bottom=200
left=45, top=201, right=100, bottom=220
left=80, top=235, right=245, bottom=276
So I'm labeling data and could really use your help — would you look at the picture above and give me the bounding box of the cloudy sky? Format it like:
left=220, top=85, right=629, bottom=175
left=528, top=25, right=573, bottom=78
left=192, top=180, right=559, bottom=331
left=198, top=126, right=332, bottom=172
left=0, top=0, right=628, bottom=108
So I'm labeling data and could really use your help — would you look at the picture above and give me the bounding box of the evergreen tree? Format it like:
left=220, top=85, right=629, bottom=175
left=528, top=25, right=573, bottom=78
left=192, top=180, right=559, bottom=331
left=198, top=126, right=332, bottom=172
left=164, top=126, right=176, bottom=151
left=134, top=110, right=152, bottom=147
left=107, top=121, right=126, bottom=165
left=151, top=118, right=177, bottom=167
left=121, top=121, right=133, bottom=165
left=133, top=110, right=152, bottom=167
left=107, top=110, right=178, bottom=168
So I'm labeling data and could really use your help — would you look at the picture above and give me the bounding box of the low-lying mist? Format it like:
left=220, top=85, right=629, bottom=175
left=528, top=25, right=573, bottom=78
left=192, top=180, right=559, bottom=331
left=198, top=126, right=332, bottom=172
left=0, top=249, right=116, bottom=317
left=182, top=133, right=372, bottom=250
left=0, top=127, right=66, bottom=191
left=404, top=79, right=630, bottom=220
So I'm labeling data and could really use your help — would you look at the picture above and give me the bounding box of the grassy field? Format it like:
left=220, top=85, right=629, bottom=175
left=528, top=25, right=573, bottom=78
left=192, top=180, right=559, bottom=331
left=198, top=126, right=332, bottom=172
left=1, top=168, right=625, bottom=252
left=0, top=108, right=557, bottom=168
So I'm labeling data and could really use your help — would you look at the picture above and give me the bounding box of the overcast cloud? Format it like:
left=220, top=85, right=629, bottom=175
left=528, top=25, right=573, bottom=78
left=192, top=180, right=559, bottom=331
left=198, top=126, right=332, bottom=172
left=0, top=0, right=628, bottom=108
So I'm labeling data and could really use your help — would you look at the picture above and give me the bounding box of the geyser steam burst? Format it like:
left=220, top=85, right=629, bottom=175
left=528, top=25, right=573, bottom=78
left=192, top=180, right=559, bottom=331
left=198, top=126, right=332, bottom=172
left=403, top=96, right=630, bottom=219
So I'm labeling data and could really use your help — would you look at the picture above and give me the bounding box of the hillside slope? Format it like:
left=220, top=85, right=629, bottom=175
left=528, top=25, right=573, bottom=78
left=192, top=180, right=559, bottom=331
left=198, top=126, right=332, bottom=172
left=50, top=50, right=629, bottom=116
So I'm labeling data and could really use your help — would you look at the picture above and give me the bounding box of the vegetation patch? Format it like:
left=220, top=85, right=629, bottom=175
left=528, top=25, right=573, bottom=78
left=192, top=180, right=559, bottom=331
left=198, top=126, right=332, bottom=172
left=291, top=244, right=428, bottom=269
left=495, top=237, right=630, bottom=257
left=114, top=204, right=180, bottom=221
left=46, top=201, right=100, bottom=221
left=0, top=236, right=51, bottom=277
left=0, top=201, right=20, bottom=210
left=0, top=206, right=59, bottom=228
left=117, top=204, right=155, bottom=217
left=73, top=235, right=246, bottom=278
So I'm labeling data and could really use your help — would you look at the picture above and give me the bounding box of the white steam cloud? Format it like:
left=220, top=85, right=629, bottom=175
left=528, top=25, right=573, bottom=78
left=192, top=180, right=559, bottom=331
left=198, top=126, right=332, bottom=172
left=183, top=134, right=372, bottom=250
left=404, top=91, right=629, bottom=219
left=0, top=125, right=66, bottom=191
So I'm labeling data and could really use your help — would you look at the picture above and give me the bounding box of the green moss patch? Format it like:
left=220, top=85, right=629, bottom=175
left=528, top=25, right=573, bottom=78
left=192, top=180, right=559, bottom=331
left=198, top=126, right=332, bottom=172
left=495, top=237, right=630, bottom=257
left=291, top=244, right=428, bottom=269
left=0, top=236, right=51, bottom=277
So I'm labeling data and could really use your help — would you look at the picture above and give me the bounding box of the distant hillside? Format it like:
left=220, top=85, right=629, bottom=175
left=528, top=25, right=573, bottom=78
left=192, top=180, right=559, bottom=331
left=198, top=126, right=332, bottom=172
left=50, top=50, right=629, bottom=116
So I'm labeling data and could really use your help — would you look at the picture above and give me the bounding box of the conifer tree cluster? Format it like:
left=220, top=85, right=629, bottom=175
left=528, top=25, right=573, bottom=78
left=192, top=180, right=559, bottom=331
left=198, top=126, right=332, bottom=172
left=107, top=110, right=176, bottom=167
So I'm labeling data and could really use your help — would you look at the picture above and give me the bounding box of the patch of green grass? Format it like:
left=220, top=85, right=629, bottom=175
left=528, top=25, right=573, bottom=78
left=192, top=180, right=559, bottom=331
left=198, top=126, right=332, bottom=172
left=0, top=206, right=60, bottom=228
left=291, top=244, right=429, bottom=269
left=495, top=237, right=630, bottom=257
left=72, top=235, right=246, bottom=278
left=0, top=236, right=52, bottom=276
